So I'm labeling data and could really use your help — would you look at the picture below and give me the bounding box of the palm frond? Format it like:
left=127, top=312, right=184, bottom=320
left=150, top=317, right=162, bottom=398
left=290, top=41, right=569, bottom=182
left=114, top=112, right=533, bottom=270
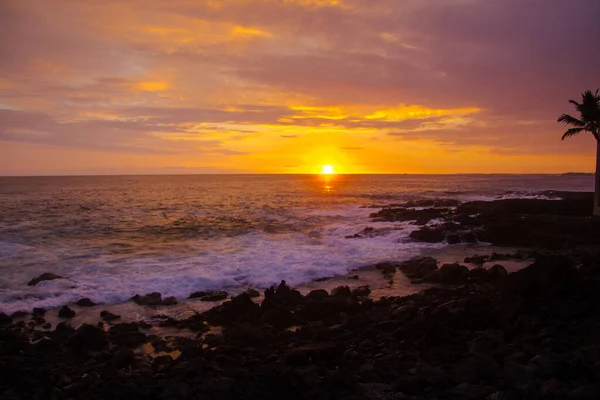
left=557, top=114, right=585, bottom=126
left=562, top=128, right=584, bottom=140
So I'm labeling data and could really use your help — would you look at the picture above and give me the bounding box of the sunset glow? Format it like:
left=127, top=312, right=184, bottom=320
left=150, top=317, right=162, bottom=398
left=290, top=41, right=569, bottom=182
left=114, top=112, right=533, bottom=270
left=0, top=0, right=599, bottom=175
left=321, top=165, right=336, bottom=175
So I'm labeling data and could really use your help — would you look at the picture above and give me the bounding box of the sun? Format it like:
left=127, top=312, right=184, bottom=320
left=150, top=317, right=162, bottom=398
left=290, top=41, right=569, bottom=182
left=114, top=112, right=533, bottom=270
left=320, top=164, right=336, bottom=174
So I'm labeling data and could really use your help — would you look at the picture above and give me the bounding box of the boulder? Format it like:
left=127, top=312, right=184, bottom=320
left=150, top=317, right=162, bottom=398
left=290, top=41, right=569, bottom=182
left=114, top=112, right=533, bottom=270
left=284, top=342, right=340, bottom=366
left=261, top=308, right=296, bottom=328
left=409, top=227, right=445, bottom=243
left=28, top=273, right=64, bottom=286
left=100, top=310, right=121, bottom=321
left=66, top=324, right=107, bottom=351
left=162, top=296, right=178, bottom=306
left=464, top=255, right=489, bottom=265
left=108, top=323, right=146, bottom=348
left=111, top=348, right=135, bottom=369
left=131, top=292, right=162, bottom=306
left=244, top=288, right=260, bottom=298
left=32, top=307, right=46, bottom=316
left=75, top=298, right=96, bottom=307
left=375, top=262, right=397, bottom=275
left=488, top=264, right=508, bottom=280
left=351, top=286, right=371, bottom=297
left=399, top=257, right=438, bottom=279
left=199, top=291, right=228, bottom=302
left=58, top=306, right=76, bottom=318
left=426, top=263, right=470, bottom=284
left=306, top=289, right=329, bottom=301
left=331, top=285, right=352, bottom=298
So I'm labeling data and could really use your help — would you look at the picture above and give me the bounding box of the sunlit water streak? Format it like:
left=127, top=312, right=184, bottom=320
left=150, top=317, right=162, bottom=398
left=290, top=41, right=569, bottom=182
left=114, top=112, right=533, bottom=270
left=0, top=174, right=593, bottom=313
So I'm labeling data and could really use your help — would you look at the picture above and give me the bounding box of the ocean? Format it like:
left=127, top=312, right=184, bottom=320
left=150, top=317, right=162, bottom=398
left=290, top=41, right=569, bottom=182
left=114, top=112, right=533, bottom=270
left=0, top=174, right=593, bottom=314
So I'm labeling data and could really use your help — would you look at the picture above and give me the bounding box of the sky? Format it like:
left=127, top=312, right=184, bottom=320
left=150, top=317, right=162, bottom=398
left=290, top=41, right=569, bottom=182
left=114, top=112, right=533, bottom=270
left=1, top=0, right=599, bottom=175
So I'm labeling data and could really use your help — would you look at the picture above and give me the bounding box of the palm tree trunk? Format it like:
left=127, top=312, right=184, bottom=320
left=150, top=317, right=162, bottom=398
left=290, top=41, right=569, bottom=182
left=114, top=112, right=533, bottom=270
left=595, top=139, right=600, bottom=216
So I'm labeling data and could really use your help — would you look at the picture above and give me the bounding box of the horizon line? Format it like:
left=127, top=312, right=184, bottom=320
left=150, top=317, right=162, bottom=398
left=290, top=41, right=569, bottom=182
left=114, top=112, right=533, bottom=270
left=0, top=172, right=594, bottom=178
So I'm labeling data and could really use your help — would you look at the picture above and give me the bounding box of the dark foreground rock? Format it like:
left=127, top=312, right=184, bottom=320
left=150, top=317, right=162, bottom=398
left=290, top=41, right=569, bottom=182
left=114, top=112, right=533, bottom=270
left=2, top=194, right=600, bottom=400
left=27, top=273, right=64, bottom=286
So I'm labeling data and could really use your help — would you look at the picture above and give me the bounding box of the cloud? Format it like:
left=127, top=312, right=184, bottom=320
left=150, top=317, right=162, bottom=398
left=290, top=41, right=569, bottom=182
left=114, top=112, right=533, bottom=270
left=1, top=0, right=598, bottom=174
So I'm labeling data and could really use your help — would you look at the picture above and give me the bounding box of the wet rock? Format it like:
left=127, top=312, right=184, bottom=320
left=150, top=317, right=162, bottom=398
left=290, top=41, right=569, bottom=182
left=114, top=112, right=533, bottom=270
left=132, top=292, right=163, bottom=306
left=426, top=263, right=470, bottom=284
left=296, top=297, right=352, bottom=321
left=204, top=293, right=260, bottom=326
left=198, top=291, right=228, bottom=302
left=109, top=325, right=147, bottom=348
left=32, top=307, right=46, bottom=316
left=456, top=355, right=499, bottom=384
left=58, top=305, right=76, bottom=318
left=28, top=272, right=64, bottom=286
left=331, top=285, right=352, bottom=298
left=261, top=308, right=296, bottom=328
left=32, top=336, right=58, bottom=352
left=75, top=298, right=96, bottom=307
left=347, top=274, right=359, bottom=280
left=66, top=323, right=107, bottom=351
left=399, top=257, right=438, bottom=279
left=11, top=311, right=28, bottom=318
left=351, top=286, right=371, bottom=297
left=503, top=361, right=533, bottom=386
left=262, top=281, right=303, bottom=310
left=162, top=296, right=178, bottom=306
left=375, top=262, right=397, bottom=275
left=306, top=289, right=329, bottom=301
left=188, top=290, right=210, bottom=299
left=100, top=310, right=121, bottom=321
left=464, top=255, right=489, bottom=265
left=244, top=288, right=260, bottom=298
left=409, top=226, right=445, bottom=243
left=488, top=264, right=508, bottom=280
left=285, top=342, right=340, bottom=366
left=111, top=348, right=135, bottom=369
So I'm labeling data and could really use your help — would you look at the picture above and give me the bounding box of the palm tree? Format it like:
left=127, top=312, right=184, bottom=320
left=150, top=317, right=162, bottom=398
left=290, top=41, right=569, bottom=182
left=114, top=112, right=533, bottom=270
left=558, top=89, right=600, bottom=216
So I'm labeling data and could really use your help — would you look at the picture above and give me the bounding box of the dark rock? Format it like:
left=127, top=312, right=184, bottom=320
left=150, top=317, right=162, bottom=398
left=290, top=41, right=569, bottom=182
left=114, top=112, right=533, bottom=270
left=67, top=323, right=108, bottom=351
left=261, top=308, right=296, bottom=328
left=244, top=288, right=260, bottom=298
left=204, top=293, right=260, bottom=326
left=28, top=272, right=64, bottom=286
left=456, top=355, right=499, bottom=384
left=261, top=281, right=303, bottom=310
left=375, top=262, right=397, bottom=275
left=11, top=311, right=28, bottom=318
left=188, top=290, right=210, bottom=299
left=161, top=381, right=193, bottom=400
left=488, top=264, right=508, bottom=280
left=464, top=255, right=489, bottom=265
left=198, top=291, right=228, bottom=302
left=32, top=307, right=46, bottom=316
left=296, top=297, right=351, bottom=321
left=347, top=274, right=359, bottom=280
left=75, top=298, right=96, bottom=307
left=285, top=342, right=340, bottom=366
left=58, top=305, right=76, bottom=318
left=331, top=285, right=352, bottom=298
left=399, top=256, right=439, bottom=280
left=409, top=226, right=445, bottom=243
left=162, top=296, right=178, bottom=305
left=111, top=348, right=135, bottom=369
left=351, top=285, right=371, bottom=297
left=109, top=327, right=147, bottom=348
left=426, top=263, right=470, bottom=284
left=503, top=361, right=533, bottom=386
left=132, top=292, right=162, bottom=306
left=306, top=289, right=329, bottom=301
left=100, top=310, right=121, bottom=321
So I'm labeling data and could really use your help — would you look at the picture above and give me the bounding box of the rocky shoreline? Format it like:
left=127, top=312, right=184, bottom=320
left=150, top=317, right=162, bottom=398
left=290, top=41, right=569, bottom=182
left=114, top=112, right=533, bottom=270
left=2, top=192, right=600, bottom=399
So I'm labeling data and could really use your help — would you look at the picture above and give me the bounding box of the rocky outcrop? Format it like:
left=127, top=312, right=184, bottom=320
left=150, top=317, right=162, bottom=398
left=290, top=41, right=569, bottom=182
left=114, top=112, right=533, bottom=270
left=27, top=273, right=64, bottom=286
